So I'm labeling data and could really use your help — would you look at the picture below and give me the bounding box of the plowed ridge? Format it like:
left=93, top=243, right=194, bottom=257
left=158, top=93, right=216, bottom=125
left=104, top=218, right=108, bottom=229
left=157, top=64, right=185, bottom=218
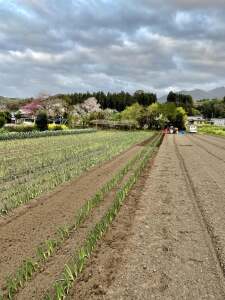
left=0, top=132, right=164, bottom=300
left=68, top=134, right=225, bottom=300
left=0, top=139, right=148, bottom=289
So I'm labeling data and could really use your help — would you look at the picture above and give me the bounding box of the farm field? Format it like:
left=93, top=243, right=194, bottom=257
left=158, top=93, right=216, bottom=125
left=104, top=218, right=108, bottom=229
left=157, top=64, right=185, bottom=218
left=198, top=124, right=225, bottom=137
left=0, top=130, right=152, bottom=215
left=0, top=130, right=162, bottom=299
left=67, top=134, right=225, bottom=300
left=1, top=132, right=225, bottom=299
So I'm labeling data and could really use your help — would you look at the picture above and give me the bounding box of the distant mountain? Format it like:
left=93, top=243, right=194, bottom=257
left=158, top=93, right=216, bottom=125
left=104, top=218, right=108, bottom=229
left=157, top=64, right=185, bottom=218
left=208, top=87, right=225, bottom=99
left=159, top=87, right=225, bottom=102
left=0, top=96, right=20, bottom=103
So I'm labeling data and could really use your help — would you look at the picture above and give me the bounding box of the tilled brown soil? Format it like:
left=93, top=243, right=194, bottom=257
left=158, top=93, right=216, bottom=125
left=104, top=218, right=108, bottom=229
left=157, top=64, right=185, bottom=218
left=0, top=143, right=145, bottom=289
left=16, top=169, right=137, bottom=300
left=197, top=134, right=225, bottom=151
left=68, top=134, right=225, bottom=300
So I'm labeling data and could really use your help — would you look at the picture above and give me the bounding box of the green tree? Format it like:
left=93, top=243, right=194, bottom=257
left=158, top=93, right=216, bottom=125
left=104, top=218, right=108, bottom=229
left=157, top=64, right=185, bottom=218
left=161, top=103, right=177, bottom=123
left=143, top=103, right=165, bottom=129
left=167, top=91, right=177, bottom=103
left=174, top=107, right=187, bottom=129
left=0, top=116, right=5, bottom=128
left=15, top=111, right=22, bottom=120
left=0, top=111, right=11, bottom=123
left=121, top=103, right=143, bottom=122
left=197, top=99, right=225, bottom=118
left=35, top=111, right=48, bottom=131
left=167, top=92, right=193, bottom=115
left=191, top=108, right=201, bottom=116
left=134, top=90, right=157, bottom=106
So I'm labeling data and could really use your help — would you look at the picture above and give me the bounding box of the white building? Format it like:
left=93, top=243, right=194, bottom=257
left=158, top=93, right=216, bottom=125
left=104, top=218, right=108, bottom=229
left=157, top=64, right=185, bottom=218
left=211, top=118, right=225, bottom=126
left=187, top=115, right=205, bottom=124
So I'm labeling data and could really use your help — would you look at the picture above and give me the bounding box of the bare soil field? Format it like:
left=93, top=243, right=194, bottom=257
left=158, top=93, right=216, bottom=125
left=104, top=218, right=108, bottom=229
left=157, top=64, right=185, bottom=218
left=68, top=134, right=225, bottom=300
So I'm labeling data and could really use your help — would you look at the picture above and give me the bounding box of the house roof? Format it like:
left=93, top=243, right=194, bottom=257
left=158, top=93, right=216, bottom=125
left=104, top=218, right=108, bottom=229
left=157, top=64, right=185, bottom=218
left=211, top=118, right=225, bottom=121
left=187, top=115, right=205, bottom=121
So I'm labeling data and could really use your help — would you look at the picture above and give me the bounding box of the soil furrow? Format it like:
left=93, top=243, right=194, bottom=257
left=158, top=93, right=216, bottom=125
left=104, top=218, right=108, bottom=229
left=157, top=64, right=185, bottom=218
left=16, top=185, right=126, bottom=299
left=182, top=135, right=225, bottom=189
left=0, top=143, right=145, bottom=288
left=174, top=135, right=225, bottom=284
left=197, top=134, right=225, bottom=151
left=175, top=135, right=225, bottom=277
left=67, top=135, right=225, bottom=300
left=188, top=135, right=225, bottom=163
left=14, top=142, right=156, bottom=299
left=67, top=149, right=156, bottom=300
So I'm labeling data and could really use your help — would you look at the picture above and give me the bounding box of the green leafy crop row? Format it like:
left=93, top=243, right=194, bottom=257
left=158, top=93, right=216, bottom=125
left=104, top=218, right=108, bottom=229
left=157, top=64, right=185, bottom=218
left=0, top=131, right=152, bottom=215
left=198, top=125, right=225, bottom=137
left=0, top=129, right=96, bottom=141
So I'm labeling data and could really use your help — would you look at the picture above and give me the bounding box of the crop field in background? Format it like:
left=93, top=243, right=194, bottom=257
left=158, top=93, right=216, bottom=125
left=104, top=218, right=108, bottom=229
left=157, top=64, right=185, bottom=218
left=0, top=130, right=152, bottom=214
left=198, top=124, right=225, bottom=137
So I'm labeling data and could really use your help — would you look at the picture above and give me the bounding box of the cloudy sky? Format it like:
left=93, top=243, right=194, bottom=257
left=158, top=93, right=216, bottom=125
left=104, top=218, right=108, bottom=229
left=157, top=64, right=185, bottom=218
left=0, top=0, right=225, bottom=98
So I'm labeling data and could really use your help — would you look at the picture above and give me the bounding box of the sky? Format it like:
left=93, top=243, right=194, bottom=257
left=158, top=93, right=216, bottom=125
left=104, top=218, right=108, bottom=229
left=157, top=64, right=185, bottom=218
left=0, top=0, right=225, bottom=98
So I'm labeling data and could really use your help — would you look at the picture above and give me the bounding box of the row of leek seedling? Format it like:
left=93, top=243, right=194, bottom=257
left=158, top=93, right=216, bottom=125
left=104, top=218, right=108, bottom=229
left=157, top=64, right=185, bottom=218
left=43, top=134, right=163, bottom=300
left=1, top=131, right=150, bottom=178
left=0, top=132, right=152, bottom=215
left=0, top=129, right=96, bottom=141
left=0, top=144, right=135, bottom=215
left=0, top=130, right=148, bottom=158
left=0, top=133, right=160, bottom=300
left=0, top=146, right=112, bottom=190
left=0, top=131, right=151, bottom=183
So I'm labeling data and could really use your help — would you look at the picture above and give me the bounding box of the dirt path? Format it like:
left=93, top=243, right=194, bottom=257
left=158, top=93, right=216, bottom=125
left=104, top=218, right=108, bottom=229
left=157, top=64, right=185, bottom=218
left=0, top=142, right=145, bottom=288
left=69, top=134, right=225, bottom=300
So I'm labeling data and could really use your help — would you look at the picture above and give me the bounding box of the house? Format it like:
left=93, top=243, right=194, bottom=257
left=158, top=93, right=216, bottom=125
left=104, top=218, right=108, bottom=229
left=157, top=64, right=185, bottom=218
left=17, top=101, right=44, bottom=123
left=187, top=115, right=206, bottom=125
left=210, top=118, right=225, bottom=126
left=11, top=112, right=16, bottom=124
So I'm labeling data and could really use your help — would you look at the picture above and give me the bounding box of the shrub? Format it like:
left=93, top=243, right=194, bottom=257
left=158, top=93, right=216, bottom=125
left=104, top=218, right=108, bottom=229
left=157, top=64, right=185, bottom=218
left=0, top=116, right=6, bottom=128
left=4, top=124, right=36, bottom=132
left=48, top=124, right=68, bottom=131
left=0, top=111, right=11, bottom=123
left=36, top=111, right=48, bottom=131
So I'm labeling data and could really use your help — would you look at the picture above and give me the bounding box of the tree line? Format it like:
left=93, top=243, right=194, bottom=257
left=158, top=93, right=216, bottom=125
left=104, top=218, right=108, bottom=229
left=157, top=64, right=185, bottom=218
left=195, top=98, right=225, bottom=119
left=59, top=90, right=157, bottom=112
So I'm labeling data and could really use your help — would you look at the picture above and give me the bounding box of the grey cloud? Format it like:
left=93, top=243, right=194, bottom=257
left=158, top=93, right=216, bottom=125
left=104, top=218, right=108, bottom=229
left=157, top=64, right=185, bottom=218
left=0, top=0, right=225, bottom=97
